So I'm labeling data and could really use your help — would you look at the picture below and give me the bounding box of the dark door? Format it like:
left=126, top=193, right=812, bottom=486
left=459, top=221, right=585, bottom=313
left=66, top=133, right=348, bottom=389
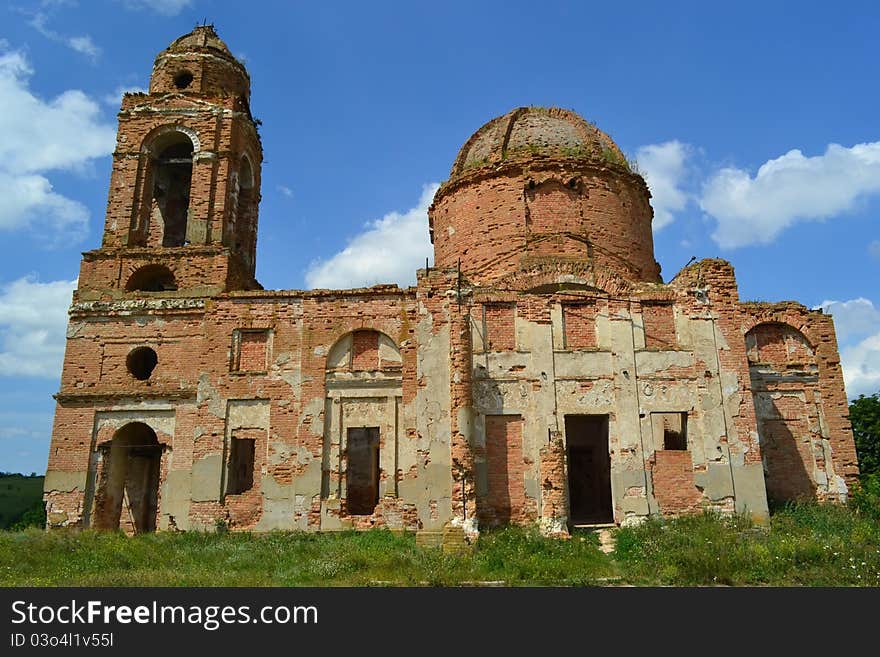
left=126, top=445, right=162, bottom=533
left=565, top=415, right=612, bottom=524
left=346, top=427, right=380, bottom=514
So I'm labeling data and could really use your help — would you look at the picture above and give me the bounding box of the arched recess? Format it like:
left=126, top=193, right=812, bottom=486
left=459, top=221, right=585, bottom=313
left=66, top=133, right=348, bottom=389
left=326, top=330, right=403, bottom=372
left=745, top=322, right=819, bottom=506
left=130, top=126, right=198, bottom=247
left=125, top=264, right=177, bottom=292
left=745, top=322, right=815, bottom=367
left=321, top=330, right=403, bottom=516
left=93, top=422, right=163, bottom=533
left=232, top=154, right=258, bottom=270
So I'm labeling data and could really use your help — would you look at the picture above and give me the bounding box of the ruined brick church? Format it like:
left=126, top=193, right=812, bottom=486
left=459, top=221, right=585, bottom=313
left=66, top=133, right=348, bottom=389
left=44, top=26, right=858, bottom=537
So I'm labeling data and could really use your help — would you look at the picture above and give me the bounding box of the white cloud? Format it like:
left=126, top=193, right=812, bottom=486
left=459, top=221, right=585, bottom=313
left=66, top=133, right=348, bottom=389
left=0, top=426, right=43, bottom=440
left=0, top=276, right=76, bottom=378
left=67, top=35, right=101, bottom=59
left=869, top=240, right=880, bottom=260
left=817, top=298, right=880, bottom=399
left=701, top=141, right=880, bottom=249
left=28, top=12, right=101, bottom=61
left=277, top=185, right=294, bottom=198
left=119, top=0, right=195, bottom=15
left=0, top=47, right=115, bottom=243
left=636, top=140, right=690, bottom=230
left=0, top=172, right=89, bottom=241
left=818, top=298, right=880, bottom=342
left=840, top=335, right=880, bottom=399
left=0, top=50, right=116, bottom=172
left=305, top=184, right=439, bottom=289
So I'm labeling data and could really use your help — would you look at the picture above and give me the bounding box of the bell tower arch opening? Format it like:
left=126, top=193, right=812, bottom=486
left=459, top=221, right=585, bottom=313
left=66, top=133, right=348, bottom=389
left=148, top=132, right=194, bottom=247
left=233, top=154, right=258, bottom=270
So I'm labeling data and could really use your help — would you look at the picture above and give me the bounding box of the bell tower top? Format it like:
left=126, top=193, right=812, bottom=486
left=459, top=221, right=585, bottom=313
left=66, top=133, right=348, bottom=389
left=78, top=25, right=263, bottom=299
left=149, top=25, right=250, bottom=102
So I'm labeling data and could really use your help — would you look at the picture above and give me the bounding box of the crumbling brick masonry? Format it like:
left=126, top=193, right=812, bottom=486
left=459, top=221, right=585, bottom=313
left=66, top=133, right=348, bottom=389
left=43, top=26, right=859, bottom=537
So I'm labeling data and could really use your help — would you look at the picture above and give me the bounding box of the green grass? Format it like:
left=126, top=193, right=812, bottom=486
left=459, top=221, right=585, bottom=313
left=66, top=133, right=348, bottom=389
left=1, top=498, right=878, bottom=586
left=616, top=501, right=880, bottom=586
left=0, top=525, right=616, bottom=587
left=0, top=474, right=44, bottom=529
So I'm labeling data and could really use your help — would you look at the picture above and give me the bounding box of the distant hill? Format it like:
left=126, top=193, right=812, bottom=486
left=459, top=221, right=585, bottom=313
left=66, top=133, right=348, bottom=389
left=0, top=473, right=45, bottom=529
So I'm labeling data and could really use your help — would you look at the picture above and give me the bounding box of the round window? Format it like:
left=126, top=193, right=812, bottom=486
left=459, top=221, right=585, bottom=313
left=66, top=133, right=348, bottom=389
left=127, top=347, right=158, bottom=380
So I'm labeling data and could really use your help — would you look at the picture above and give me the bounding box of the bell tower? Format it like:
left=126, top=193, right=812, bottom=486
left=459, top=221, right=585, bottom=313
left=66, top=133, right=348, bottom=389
left=78, top=25, right=263, bottom=299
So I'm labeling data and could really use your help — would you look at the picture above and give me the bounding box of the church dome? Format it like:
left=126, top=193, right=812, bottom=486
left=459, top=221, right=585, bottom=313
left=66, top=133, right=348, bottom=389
left=450, top=107, right=628, bottom=179
left=165, top=24, right=235, bottom=56
left=430, top=106, right=661, bottom=287
left=150, top=25, right=250, bottom=100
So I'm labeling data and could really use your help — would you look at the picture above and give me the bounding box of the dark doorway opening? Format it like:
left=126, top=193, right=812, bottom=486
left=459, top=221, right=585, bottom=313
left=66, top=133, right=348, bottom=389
left=346, top=427, right=380, bottom=515
left=226, top=437, right=256, bottom=495
left=565, top=415, right=612, bottom=524
left=94, top=422, right=162, bottom=533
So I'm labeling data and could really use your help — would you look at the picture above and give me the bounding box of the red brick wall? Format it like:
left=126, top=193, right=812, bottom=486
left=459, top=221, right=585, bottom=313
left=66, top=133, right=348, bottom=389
left=563, top=302, right=596, bottom=349
left=236, top=331, right=268, bottom=372
left=351, top=330, right=379, bottom=371
left=484, top=304, right=516, bottom=351
left=430, top=161, right=661, bottom=285
left=539, top=436, right=567, bottom=533
left=642, top=302, right=676, bottom=349
left=526, top=180, right=581, bottom=233
left=651, top=450, right=702, bottom=514
left=805, top=313, right=859, bottom=485
left=483, top=415, right=525, bottom=524
left=77, top=248, right=240, bottom=298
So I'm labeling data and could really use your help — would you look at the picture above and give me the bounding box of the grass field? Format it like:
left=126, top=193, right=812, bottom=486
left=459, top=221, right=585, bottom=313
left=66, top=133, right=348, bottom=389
left=2, top=488, right=879, bottom=586
left=0, top=474, right=44, bottom=530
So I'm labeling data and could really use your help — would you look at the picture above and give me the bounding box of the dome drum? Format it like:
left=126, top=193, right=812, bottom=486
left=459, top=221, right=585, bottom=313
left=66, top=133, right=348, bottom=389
left=430, top=107, right=661, bottom=287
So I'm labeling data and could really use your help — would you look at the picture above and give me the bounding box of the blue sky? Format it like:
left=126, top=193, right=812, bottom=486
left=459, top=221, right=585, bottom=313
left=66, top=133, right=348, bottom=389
left=1, top=0, right=878, bottom=474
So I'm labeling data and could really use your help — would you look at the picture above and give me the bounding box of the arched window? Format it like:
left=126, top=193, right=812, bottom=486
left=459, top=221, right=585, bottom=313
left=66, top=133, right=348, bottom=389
left=128, top=127, right=200, bottom=247
left=237, top=156, right=255, bottom=237
left=150, top=132, right=194, bottom=247
left=126, top=264, right=177, bottom=292
left=134, top=128, right=194, bottom=246
left=234, top=155, right=256, bottom=266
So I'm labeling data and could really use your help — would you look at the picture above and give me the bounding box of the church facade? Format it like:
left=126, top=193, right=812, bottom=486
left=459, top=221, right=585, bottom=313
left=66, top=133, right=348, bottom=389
left=43, top=27, right=859, bottom=536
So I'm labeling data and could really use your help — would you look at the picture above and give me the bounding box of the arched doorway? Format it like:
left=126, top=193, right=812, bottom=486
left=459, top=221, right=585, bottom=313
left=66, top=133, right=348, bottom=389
left=94, top=422, right=162, bottom=533
left=322, top=330, right=403, bottom=516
